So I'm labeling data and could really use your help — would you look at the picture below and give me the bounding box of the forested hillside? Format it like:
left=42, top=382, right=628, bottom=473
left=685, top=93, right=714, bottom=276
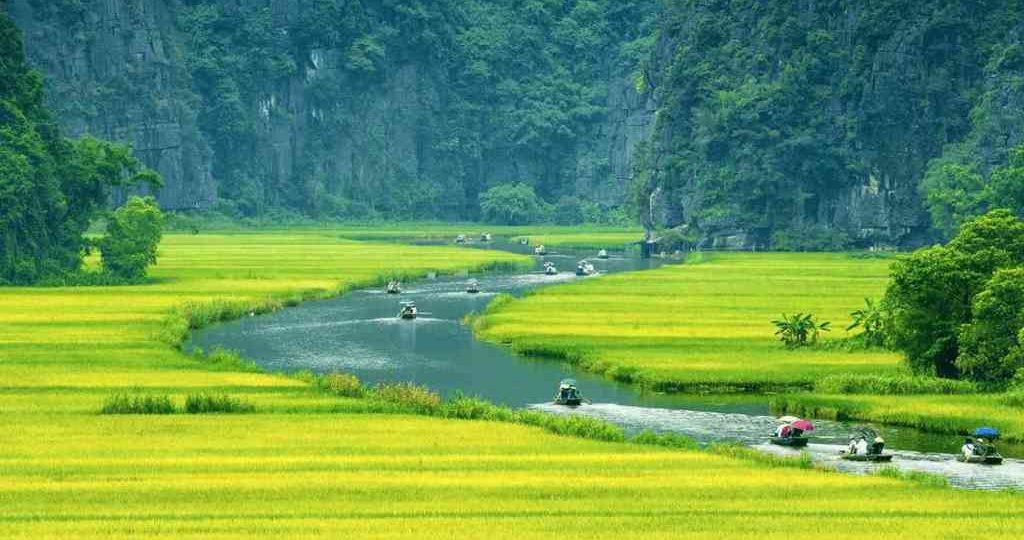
left=5, top=0, right=1023, bottom=246
left=639, top=0, right=1024, bottom=249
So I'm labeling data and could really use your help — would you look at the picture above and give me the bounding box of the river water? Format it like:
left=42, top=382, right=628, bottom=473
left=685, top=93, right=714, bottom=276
left=188, top=240, right=1024, bottom=490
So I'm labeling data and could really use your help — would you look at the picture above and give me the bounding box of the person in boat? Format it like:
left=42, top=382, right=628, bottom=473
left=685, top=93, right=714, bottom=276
left=774, top=424, right=793, bottom=438
left=961, top=438, right=976, bottom=459
left=870, top=436, right=885, bottom=455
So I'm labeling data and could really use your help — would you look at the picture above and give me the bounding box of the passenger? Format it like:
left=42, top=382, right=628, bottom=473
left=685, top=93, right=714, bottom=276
left=961, top=438, right=976, bottom=458
left=848, top=438, right=859, bottom=455
left=855, top=437, right=869, bottom=455
left=775, top=424, right=792, bottom=438
left=870, top=436, right=885, bottom=455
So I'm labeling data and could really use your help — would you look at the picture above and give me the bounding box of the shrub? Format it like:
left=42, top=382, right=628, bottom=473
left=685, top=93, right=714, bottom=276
left=184, top=393, right=254, bottom=414
left=479, top=183, right=548, bottom=225
left=372, top=382, right=442, bottom=413
left=101, top=393, right=176, bottom=414
left=772, top=313, right=831, bottom=348
left=318, top=372, right=365, bottom=398
left=98, top=196, right=164, bottom=280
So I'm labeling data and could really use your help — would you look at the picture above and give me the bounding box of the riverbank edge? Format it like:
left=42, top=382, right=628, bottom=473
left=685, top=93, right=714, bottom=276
left=468, top=254, right=1024, bottom=447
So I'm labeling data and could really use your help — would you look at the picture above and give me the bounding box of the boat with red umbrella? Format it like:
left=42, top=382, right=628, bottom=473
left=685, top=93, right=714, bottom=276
left=770, top=416, right=814, bottom=447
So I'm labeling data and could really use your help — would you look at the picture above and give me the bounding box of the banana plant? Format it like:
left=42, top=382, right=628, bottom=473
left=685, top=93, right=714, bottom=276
left=772, top=312, right=831, bottom=348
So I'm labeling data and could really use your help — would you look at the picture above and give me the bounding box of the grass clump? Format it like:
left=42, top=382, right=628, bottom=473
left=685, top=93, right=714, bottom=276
left=193, top=347, right=263, bottom=373
left=100, top=393, right=176, bottom=415
left=184, top=393, right=255, bottom=414
left=372, top=383, right=443, bottom=413
left=814, top=374, right=977, bottom=395
left=877, top=467, right=949, bottom=488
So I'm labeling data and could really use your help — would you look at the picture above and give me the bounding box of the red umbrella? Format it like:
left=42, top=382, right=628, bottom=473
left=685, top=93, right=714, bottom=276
left=792, top=419, right=815, bottom=432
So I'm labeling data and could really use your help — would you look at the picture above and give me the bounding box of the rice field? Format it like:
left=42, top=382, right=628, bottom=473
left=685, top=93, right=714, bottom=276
left=2, top=232, right=1021, bottom=537
left=476, top=252, right=903, bottom=390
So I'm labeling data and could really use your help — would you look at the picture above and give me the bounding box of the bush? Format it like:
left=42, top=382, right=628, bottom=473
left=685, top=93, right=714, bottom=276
left=98, top=196, right=164, bottom=280
left=479, top=183, right=548, bottom=225
left=372, top=382, right=442, bottom=413
left=317, top=372, right=365, bottom=398
left=184, top=393, right=254, bottom=414
left=101, top=393, right=176, bottom=414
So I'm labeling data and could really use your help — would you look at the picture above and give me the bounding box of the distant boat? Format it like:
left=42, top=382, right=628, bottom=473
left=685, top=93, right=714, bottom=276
left=466, top=279, right=481, bottom=294
left=385, top=280, right=401, bottom=294
left=543, top=261, right=558, bottom=275
left=840, top=453, right=894, bottom=463
left=480, top=232, right=492, bottom=242
left=534, top=245, right=547, bottom=256
left=455, top=234, right=467, bottom=244
left=576, top=260, right=597, bottom=276
left=520, top=237, right=530, bottom=246
left=398, top=301, right=418, bottom=320
left=553, top=379, right=585, bottom=406
left=597, top=249, right=609, bottom=259
left=770, top=436, right=809, bottom=448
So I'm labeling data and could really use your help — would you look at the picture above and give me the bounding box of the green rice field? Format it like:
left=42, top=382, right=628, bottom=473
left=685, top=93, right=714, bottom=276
left=476, top=252, right=903, bottom=390
left=1, top=232, right=1021, bottom=537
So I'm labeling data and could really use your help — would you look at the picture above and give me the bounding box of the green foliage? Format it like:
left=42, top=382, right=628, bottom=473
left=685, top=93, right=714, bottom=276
left=98, top=196, right=164, bottom=281
left=923, top=146, right=1024, bottom=238
left=184, top=393, right=255, bottom=414
left=371, top=382, right=442, bottom=414
left=0, top=12, right=160, bottom=284
left=100, top=393, right=176, bottom=415
left=479, top=183, right=548, bottom=225
left=846, top=298, right=887, bottom=348
left=772, top=313, right=831, bottom=348
left=956, top=269, right=1024, bottom=386
left=885, top=210, right=1024, bottom=380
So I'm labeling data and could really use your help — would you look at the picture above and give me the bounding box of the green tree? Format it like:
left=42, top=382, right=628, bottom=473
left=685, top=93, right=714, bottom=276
left=846, top=297, right=887, bottom=348
left=885, top=210, right=1024, bottom=378
left=956, top=269, right=1024, bottom=386
left=98, top=197, right=165, bottom=281
left=772, top=313, right=831, bottom=348
left=479, top=183, right=547, bottom=225
left=553, top=196, right=585, bottom=225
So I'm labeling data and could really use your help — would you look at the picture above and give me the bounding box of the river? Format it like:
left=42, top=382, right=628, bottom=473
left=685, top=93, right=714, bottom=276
left=188, top=240, right=1024, bottom=490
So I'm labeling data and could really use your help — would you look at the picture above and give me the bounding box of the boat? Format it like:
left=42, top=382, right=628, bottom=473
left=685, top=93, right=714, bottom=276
left=770, top=436, right=809, bottom=447
left=553, top=379, right=585, bottom=406
left=840, top=452, right=894, bottom=462
left=385, top=280, right=401, bottom=294
left=957, top=454, right=1004, bottom=465
left=543, top=261, right=558, bottom=275
left=575, top=260, right=597, bottom=276
left=597, top=249, right=609, bottom=259
left=520, top=237, right=530, bottom=246
left=455, top=234, right=467, bottom=244
left=534, top=245, right=547, bottom=256
left=466, top=279, right=481, bottom=294
left=398, top=301, right=418, bottom=320
left=480, top=232, right=492, bottom=242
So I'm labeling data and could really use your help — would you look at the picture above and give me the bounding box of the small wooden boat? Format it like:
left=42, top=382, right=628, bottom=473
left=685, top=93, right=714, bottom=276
left=840, top=452, right=894, bottom=462
left=520, top=238, right=530, bottom=246
left=455, top=234, right=467, bottom=244
left=466, top=279, right=480, bottom=294
left=385, top=280, right=401, bottom=294
left=480, top=232, right=492, bottom=242
left=597, top=249, right=609, bottom=259
left=575, top=260, right=596, bottom=276
left=770, top=436, right=809, bottom=447
left=543, top=262, right=558, bottom=275
left=553, top=379, right=585, bottom=406
left=398, top=301, right=418, bottom=320
left=534, top=245, right=547, bottom=256
left=957, top=454, right=1004, bottom=465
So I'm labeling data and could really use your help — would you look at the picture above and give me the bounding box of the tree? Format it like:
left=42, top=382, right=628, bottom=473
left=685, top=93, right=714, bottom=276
left=885, top=210, right=1024, bottom=378
left=553, top=196, right=585, bottom=225
left=98, top=197, right=164, bottom=281
left=479, top=183, right=547, bottom=225
left=956, top=269, right=1024, bottom=386
left=772, top=313, right=831, bottom=348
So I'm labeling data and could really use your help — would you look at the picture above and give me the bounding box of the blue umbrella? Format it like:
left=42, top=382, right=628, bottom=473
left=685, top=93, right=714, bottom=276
left=973, top=427, right=1000, bottom=439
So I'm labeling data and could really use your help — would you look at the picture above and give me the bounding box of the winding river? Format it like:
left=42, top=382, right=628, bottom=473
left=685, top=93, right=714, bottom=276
left=188, top=240, right=1024, bottom=490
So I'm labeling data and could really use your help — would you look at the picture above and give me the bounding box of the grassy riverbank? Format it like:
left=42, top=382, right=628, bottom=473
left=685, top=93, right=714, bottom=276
left=476, top=252, right=902, bottom=391
left=2, top=232, right=1020, bottom=537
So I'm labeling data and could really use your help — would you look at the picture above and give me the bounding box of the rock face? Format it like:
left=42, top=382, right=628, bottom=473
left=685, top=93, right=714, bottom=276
left=6, top=0, right=655, bottom=215
left=641, top=0, right=1024, bottom=248
left=7, top=0, right=215, bottom=210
